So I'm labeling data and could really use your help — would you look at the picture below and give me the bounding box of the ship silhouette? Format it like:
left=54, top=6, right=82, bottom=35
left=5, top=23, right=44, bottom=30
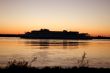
left=21, top=29, right=92, bottom=40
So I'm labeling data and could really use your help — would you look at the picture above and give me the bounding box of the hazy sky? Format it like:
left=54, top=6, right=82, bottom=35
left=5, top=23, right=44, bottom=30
left=0, top=0, right=110, bottom=36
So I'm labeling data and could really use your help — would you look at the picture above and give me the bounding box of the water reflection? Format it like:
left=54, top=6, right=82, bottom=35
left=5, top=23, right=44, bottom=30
left=0, top=38, right=110, bottom=68
left=24, top=39, right=89, bottom=49
left=32, top=51, right=50, bottom=65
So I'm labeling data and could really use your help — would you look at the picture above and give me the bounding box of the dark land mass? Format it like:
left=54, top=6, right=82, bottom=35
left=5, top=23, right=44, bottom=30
left=0, top=66, right=110, bottom=73
left=0, top=29, right=110, bottom=40
left=92, top=36, right=110, bottom=39
left=0, top=34, right=22, bottom=37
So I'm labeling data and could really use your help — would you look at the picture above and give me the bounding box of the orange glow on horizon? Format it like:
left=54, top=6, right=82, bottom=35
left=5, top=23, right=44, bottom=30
left=0, top=27, right=110, bottom=37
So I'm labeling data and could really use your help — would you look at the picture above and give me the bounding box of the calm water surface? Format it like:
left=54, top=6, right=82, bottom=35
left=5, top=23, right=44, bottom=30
left=0, top=37, right=110, bottom=68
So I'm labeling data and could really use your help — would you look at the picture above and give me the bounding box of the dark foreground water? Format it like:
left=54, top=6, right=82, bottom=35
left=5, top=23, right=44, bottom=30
left=0, top=37, right=110, bottom=68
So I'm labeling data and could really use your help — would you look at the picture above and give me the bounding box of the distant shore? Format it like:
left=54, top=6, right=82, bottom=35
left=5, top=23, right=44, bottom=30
left=0, top=34, right=22, bottom=37
left=0, top=29, right=110, bottom=40
left=0, top=34, right=110, bottom=40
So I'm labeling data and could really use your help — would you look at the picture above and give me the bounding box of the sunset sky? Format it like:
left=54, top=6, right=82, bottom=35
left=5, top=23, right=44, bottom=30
left=0, top=0, right=110, bottom=36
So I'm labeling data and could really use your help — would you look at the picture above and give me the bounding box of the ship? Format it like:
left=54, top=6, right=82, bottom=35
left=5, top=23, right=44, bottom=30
left=21, top=29, right=92, bottom=40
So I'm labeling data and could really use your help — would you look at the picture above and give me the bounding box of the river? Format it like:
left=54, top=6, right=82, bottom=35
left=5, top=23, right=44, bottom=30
left=0, top=37, right=110, bottom=68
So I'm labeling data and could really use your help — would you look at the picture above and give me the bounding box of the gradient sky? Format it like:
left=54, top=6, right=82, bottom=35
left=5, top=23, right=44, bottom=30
left=0, top=0, right=110, bottom=36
